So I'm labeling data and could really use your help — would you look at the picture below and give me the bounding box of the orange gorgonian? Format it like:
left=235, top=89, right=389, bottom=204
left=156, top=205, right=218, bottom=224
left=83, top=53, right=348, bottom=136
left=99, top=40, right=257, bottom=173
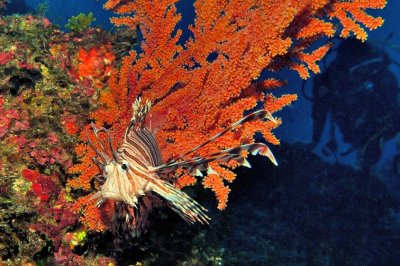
left=68, top=0, right=386, bottom=230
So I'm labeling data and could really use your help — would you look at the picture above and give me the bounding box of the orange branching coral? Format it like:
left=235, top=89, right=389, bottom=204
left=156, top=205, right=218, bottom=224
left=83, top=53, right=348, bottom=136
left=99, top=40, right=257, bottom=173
left=203, top=172, right=231, bottom=210
left=69, top=0, right=385, bottom=220
left=330, top=0, right=386, bottom=41
left=72, top=195, right=114, bottom=232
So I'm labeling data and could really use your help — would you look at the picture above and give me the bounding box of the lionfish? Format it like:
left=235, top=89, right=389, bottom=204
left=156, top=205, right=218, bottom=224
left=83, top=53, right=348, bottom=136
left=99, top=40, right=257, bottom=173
left=88, top=98, right=278, bottom=241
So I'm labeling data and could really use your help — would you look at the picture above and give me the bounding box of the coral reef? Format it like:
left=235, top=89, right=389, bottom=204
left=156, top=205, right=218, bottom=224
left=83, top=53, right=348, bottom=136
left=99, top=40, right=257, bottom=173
left=0, top=14, right=123, bottom=264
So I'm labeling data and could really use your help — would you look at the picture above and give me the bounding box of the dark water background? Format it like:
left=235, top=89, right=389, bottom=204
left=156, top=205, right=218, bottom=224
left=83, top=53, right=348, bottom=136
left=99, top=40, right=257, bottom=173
left=5, top=0, right=400, bottom=264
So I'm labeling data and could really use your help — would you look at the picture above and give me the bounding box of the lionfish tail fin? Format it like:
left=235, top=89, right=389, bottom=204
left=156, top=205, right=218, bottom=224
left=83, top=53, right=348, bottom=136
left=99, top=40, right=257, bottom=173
left=151, top=181, right=210, bottom=225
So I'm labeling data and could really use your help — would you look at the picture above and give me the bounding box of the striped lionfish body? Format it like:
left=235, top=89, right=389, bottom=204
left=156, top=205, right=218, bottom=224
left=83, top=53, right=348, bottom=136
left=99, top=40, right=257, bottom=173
left=88, top=98, right=278, bottom=236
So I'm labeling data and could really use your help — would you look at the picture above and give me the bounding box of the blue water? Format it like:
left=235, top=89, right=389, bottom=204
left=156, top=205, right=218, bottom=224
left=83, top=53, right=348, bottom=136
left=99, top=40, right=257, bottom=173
left=10, top=0, right=113, bottom=29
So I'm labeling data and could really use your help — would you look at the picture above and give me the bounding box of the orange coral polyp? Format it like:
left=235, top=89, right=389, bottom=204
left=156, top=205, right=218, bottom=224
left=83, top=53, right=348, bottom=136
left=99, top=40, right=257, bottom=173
left=69, top=0, right=386, bottom=230
left=76, top=45, right=115, bottom=81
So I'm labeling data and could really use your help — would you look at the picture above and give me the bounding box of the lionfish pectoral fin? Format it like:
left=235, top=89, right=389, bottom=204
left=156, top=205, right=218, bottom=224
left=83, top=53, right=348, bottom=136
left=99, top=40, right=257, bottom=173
left=207, top=166, right=218, bottom=175
left=248, top=143, right=278, bottom=166
left=153, top=142, right=278, bottom=177
left=195, top=169, right=203, bottom=177
left=168, top=109, right=277, bottom=165
left=151, top=180, right=210, bottom=225
left=241, top=158, right=252, bottom=168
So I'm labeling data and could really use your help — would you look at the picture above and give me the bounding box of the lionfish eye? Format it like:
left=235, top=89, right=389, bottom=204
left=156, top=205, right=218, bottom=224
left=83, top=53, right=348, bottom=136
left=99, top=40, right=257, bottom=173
left=121, top=163, right=128, bottom=170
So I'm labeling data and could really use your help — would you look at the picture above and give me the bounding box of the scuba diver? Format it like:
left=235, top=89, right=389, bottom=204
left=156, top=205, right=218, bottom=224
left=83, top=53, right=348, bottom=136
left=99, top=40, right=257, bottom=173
left=310, top=38, right=400, bottom=173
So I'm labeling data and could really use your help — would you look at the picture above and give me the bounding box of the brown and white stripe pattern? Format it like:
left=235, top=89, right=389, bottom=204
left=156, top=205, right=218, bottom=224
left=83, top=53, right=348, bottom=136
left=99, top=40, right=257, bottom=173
left=90, top=99, right=278, bottom=229
left=91, top=121, right=210, bottom=225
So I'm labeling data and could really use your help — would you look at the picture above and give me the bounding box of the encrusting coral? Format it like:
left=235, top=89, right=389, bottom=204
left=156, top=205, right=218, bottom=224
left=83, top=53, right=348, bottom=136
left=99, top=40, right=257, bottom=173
left=0, top=14, right=122, bottom=263
left=68, top=0, right=386, bottom=231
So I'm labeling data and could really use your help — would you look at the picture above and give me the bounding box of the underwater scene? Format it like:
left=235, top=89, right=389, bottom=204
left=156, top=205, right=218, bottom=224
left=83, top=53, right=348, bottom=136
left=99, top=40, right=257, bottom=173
left=0, top=0, right=399, bottom=265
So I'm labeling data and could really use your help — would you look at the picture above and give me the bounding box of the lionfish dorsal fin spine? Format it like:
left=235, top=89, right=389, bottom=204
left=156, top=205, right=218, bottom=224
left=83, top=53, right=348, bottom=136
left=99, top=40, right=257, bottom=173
left=125, top=97, right=152, bottom=138
left=122, top=127, right=163, bottom=167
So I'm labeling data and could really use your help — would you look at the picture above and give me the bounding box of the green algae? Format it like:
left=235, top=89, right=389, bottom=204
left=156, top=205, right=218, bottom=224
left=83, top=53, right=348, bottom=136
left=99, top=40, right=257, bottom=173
left=65, top=12, right=96, bottom=34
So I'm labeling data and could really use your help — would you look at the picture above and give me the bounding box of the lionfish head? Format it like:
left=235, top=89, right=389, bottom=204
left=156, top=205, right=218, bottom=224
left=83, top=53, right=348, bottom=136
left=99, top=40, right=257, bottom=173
left=87, top=123, right=140, bottom=207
